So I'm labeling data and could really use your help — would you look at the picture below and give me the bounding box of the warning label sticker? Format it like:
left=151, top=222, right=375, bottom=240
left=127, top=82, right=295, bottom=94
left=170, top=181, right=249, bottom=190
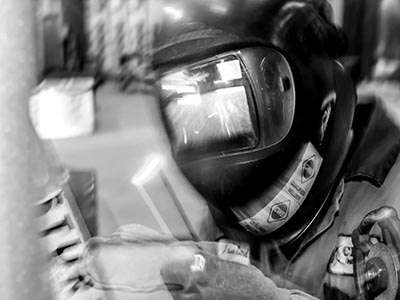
left=302, top=155, right=316, bottom=183
left=268, top=200, right=290, bottom=223
left=232, top=143, right=323, bottom=236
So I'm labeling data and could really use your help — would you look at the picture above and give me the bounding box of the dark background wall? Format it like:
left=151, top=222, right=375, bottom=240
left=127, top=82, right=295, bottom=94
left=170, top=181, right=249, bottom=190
left=61, top=0, right=87, bottom=70
left=342, top=0, right=382, bottom=82
left=34, top=0, right=384, bottom=83
left=35, top=0, right=86, bottom=76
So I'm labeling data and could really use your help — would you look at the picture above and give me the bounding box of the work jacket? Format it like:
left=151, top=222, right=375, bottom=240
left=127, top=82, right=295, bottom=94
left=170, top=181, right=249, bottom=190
left=208, top=87, right=400, bottom=300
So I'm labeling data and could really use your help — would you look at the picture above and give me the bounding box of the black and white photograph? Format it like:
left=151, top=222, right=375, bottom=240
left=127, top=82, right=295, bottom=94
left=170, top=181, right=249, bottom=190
left=1, top=1, right=400, bottom=299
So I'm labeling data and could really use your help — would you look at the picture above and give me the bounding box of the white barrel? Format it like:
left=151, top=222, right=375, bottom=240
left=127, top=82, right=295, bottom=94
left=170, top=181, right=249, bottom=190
left=30, top=77, right=95, bottom=139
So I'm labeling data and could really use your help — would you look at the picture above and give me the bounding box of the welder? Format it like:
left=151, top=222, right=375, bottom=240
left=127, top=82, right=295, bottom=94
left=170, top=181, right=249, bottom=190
left=150, top=0, right=400, bottom=299
left=61, top=1, right=400, bottom=299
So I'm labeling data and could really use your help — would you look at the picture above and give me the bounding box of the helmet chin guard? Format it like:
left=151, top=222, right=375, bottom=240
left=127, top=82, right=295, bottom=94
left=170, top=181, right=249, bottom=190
left=231, top=142, right=323, bottom=236
left=266, top=61, right=356, bottom=246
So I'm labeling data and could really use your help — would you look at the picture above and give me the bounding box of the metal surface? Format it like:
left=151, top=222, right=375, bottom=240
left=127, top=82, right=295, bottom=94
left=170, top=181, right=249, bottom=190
left=352, top=207, right=400, bottom=300
left=366, top=244, right=397, bottom=300
left=0, top=2, right=97, bottom=299
left=0, top=0, right=51, bottom=299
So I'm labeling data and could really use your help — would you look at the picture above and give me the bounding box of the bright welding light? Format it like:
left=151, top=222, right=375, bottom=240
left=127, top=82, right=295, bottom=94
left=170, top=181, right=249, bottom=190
left=213, top=79, right=230, bottom=85
left=131, top=154, right=164, bottom=185
left=217, top=60, right=242, bottom=81
left=177, top=94, right=202, bottom=106
left=176, top=85, right=196, bottom=94
left=211, top=4, right=228, bottom=14
left=161, top=84, right=176, bottom=90
left=164, top=6, right=183, bottom=20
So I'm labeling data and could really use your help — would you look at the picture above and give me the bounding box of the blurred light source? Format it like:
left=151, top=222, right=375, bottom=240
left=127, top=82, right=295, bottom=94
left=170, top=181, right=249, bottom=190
left=130, top=154, right=172, bottom=236
left=163, top=6, right=183, bottom=20
left=131, top=154, right=164, bottom=185
left=177, top=94, right=202, bottom=106
left=211, top=4, right=228, bottom=14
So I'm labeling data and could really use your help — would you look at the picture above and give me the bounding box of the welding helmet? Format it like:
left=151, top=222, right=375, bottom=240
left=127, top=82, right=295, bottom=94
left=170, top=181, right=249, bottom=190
left=153, top=0, right=355, bottom=245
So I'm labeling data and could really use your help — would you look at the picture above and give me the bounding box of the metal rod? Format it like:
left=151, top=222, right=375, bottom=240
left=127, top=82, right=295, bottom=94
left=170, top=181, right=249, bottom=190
left=135, top=183, right=173, bottom=237
left=159, top=168, right=201, bottom=242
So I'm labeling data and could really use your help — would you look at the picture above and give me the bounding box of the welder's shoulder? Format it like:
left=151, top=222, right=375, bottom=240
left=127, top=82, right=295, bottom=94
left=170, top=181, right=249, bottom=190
left=357, top=81, right=400, bottom=126
left=344, top=81, right=400, bottom=187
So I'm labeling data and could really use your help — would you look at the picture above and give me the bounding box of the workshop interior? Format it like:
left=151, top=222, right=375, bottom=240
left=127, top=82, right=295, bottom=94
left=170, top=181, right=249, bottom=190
left=1, top=0, right=400, bottom=300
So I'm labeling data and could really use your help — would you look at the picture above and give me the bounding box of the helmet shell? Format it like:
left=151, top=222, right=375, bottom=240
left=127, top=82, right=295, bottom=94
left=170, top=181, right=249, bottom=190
left=153, top=0, right=354, bottom=243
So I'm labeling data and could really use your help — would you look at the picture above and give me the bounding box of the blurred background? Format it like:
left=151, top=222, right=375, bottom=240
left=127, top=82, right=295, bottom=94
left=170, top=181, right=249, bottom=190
left=31, top=0, right=215, bottom=240
left=32, top=0, right=394, bottom=86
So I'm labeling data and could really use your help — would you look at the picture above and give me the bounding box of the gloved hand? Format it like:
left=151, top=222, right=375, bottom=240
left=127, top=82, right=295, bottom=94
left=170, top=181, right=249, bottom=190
left=160, top=242, right=292, bottom=300
left=59, top=224, right=315, bottom=300
left=106, top=225, right=293, bottom=300
left=53, top=224, right=176, bottom=300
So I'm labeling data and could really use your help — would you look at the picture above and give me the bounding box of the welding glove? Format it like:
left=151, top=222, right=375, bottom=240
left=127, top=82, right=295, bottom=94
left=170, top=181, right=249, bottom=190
left=160, top=244, right=293, bottom=300
left=111, top=225, right=293, bottom=300
left=55, top=224, right=175, bottom=299
left=65, top=224, right=316, bottom=300
left=158, top=237, right=318, bottom=300
left=109, top=225, right=317, bottom=300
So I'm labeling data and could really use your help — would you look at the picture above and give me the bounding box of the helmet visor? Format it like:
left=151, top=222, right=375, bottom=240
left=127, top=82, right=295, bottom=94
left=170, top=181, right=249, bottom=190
left=160, top=48, right=295, bottom=156
left=160, top=56, right=257, bottom=154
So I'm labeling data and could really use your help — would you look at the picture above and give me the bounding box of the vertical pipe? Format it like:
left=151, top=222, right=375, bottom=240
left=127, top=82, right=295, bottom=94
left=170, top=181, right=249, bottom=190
left=376, top=0, right=400, bottom=61
left=0, top=1, right=51, bottom=299
left=328, top=0, right=345, bottom=26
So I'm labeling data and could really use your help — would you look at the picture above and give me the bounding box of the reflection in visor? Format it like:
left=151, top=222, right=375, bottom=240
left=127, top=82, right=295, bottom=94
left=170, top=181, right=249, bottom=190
left=160, top=57, right=258, bottom=154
